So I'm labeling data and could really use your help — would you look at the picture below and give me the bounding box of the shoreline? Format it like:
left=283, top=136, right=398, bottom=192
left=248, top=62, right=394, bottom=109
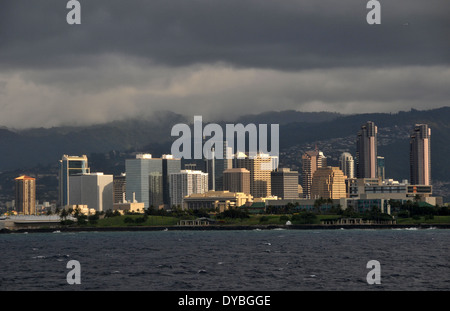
left=2, top=223, right=450, bottom=234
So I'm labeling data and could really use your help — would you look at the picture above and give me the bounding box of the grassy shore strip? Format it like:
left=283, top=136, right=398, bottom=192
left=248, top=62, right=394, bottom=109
left=94, top=214, right=450, bottom=226
left=2, top=223, right=450, bottom=234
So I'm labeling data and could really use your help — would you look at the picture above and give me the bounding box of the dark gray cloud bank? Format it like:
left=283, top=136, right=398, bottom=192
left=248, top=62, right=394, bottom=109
left=0, top=0, right=449, bottom=128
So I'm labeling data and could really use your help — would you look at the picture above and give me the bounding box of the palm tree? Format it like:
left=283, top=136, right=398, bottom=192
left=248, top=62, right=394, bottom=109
left=60, top=209, right=69, bottom=221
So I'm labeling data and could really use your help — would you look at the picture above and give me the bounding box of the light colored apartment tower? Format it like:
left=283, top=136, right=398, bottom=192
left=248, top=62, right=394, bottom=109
left=339, top=152, right=355, bottom=179
left=301, top=147, right=327, bottom=199
left=59, top=155, right=90, bottom=208
left=311, top=167, right=346, bottom=200
left=223, top=168, right=251, bottom=195
left=162, top=154, right=183, bottom=206
left=125, top=154, right=181, bottom=209
left=271, top=168, right=299, bottom=200
left=169, top=170, right=208, bottom=208
left=410, top=124, right=431, bottom=185
left=69, top=173, right=114, bottom=212
left=15, top=175, right=36, bottom=215
left=356, top=121, right=378, bottom=178
left=234, top=153, right=273, bottom=198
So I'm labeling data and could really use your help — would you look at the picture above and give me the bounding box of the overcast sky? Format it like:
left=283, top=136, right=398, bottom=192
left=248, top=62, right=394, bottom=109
left=0, top=0, right=449, bottom=128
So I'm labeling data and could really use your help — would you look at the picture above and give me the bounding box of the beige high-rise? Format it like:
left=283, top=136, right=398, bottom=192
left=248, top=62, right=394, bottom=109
left=410, top=124, right=431, bottom=186
left=311, top=167, right=346, bottom=200
left=235, top=153, right=273, bottom=198
left=223, top=168, right=251, bottom=195
left=15, top=175, right=36, bottom=215
left=356, top=121, right=377, bottom=178
left=301, top=147, right=327, bottom=199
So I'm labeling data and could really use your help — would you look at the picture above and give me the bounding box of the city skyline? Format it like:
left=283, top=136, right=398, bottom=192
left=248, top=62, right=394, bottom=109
left=0, top=119, right=443, bottom=216
left=2, top=1, right=450, bottom=295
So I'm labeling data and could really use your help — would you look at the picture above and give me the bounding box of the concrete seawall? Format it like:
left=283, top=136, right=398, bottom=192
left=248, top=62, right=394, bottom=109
left=2, top=223, right=450, bottom=234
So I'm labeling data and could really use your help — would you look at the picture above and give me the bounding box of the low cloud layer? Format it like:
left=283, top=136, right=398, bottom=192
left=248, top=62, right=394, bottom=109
left=0, top=0, right=449, bottom=128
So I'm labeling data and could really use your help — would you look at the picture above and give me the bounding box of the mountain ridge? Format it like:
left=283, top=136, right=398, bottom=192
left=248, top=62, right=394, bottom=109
left=1, top=107, right=449, bottom=181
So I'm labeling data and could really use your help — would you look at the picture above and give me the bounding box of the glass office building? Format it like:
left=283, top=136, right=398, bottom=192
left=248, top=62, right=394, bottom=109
left=126, top=154, right=181, bottom=209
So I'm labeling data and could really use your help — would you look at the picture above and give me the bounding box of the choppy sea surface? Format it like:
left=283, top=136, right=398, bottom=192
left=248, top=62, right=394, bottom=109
left=1, top=228, right=449, bottom=291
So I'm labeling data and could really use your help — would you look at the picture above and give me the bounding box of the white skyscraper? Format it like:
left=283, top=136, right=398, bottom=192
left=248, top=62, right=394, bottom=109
left=339, top=152, right=355, bottom=179
left=169, top=170, right=208, bottom=208
left=69, top=173, right=114, bottom=212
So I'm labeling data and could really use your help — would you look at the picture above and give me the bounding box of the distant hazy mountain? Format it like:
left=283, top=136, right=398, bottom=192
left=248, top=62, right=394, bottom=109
left=1, top=107, right=450, bottom=185
left=0, top=111, right=188, bottom=171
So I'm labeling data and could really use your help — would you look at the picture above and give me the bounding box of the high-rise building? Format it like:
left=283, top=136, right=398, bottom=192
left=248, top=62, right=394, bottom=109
left=169, top=170, right=208, bottom=208
left=410, top=124, right=431, bottom=185
left=59, top=155, right=90, bottom=207
left=311, top=167, right=346, bottom=200
left=301, top=147, right=327, bottom=199
left=339, top=152, right=355, bottom=179
left=15, top=175, right=36, bottom=215
left=126, top=154, right=161, bottom=209
left=69, top=173, right=113, bottom=212
left=235, top=153, right=273, bottom=198
left=271, top=168, right=299, bottom=199
left=162, top=154, right=182, bottom=206
left=377, top=156, right=385, bottom=180
left=205, top=141, right=233, bottom=191
left=113, top=173, right=126, bottom=203
left=223, top=168, right=251, bottom=195
left=125, top=154, right=181, bottom=209
left=356, top=121, right=378, bottom=178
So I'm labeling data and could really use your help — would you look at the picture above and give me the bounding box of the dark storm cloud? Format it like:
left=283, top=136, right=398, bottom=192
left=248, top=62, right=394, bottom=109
left=0, top=0, right=449, bottom=128
left=1, top=0, right=449, bottom=70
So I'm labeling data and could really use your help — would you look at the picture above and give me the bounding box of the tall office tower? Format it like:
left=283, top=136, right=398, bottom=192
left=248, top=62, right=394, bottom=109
left=311, top=167, right=346, bottom=200
left=339, top=152, right=355, bottom=179
left=113, top=173, right=126, bottom=203
left=235, top=153, right=273, bottom=198
left=223, top=168, right=251, bottom=195
left=169, top=170, right=208, bottom=207
left=126, top=154, right=161, bottom=209
left=59, top=155, right=90, bottom=207
left=301, top=147, right=327, bottom=199
left=377, top=156, right=385, bottom=180
left=69, top=173, right=114, bottom=212
left=410, top=124, right=431, bottom=185
left=205, top=141, right=233, bottom=191
left=271, top=168, right=299, bottom=199
left=15, top=175, right=36, bottom=215
left=162, top=154, right=182, bottom=206
left=356, top=121, right=378, bottom=178
left=125, top=154, right=181, bottom=209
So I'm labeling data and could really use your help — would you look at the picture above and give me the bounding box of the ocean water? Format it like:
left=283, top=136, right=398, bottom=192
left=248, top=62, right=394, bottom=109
left=0, top=228, right=449, bottom=291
